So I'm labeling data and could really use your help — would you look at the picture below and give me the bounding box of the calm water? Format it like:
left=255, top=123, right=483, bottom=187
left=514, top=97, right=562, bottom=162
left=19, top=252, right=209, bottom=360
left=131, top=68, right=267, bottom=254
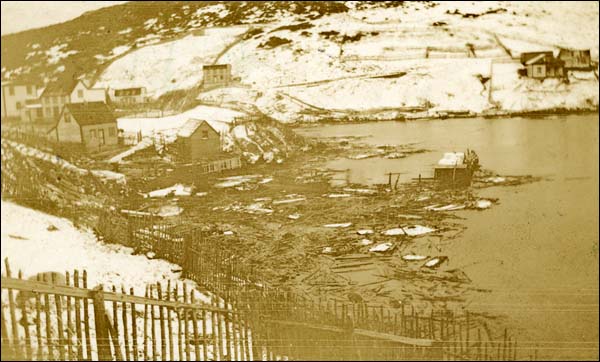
left=297, top=115, right=599, bottom=360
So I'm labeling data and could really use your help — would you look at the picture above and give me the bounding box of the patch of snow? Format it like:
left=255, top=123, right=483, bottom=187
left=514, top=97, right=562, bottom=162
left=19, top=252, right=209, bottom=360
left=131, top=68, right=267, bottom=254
left=45, top=44, right=78, bottom=65
left=145, top=184, right=192, bottom=198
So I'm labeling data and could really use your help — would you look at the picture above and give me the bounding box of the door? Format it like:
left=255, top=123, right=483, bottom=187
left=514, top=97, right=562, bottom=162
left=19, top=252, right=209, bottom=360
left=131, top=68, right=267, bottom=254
left=99, top=129, right=105, bottom=146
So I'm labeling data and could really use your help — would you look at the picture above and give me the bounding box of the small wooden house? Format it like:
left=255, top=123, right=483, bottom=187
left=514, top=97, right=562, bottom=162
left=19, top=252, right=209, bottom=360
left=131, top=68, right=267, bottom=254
left=520, top=52, right=565, bottom=79
left=109, top=87, right=148, bottom=105
left=202, top=64, right=232, bottom=89
left=40, top=77, right=106, bottom=121
left=51, top=102, right=118, bottom=151
left=177, top=119, right=222, bottom=162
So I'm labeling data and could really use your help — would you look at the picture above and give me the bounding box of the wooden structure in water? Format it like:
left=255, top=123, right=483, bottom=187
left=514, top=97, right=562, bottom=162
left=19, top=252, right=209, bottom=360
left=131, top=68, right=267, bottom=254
left=434, top=150, right=479, bottom=187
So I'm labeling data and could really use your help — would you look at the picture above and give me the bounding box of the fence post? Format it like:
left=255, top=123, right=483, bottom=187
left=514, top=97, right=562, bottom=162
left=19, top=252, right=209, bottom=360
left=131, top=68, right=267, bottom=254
left=92, top=285, right=112, bottom=361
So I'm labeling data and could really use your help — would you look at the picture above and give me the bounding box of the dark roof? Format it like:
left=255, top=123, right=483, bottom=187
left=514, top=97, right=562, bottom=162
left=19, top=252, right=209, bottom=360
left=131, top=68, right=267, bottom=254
left=203, top=64, right=230, bottom=69
left=41, top=77, right=79, bottom=97
left=64, top=102, right=116, bottom=126
left=520, top=51, right=553, bottom=65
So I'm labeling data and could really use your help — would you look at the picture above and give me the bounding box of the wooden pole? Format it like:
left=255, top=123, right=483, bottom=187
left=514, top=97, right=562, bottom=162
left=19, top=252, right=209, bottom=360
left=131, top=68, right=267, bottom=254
left=92, top=285, right=112, bottom=361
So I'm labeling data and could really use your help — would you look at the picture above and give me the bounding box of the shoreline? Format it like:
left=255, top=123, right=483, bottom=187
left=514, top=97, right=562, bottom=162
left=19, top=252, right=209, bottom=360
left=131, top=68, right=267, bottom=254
left=287, top=106, right=600, bottom=128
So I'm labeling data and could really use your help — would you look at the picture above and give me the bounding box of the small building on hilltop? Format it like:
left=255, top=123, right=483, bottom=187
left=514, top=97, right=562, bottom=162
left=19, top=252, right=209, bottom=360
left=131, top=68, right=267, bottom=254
left=41, top=77, right=106, bottom=121
left=176, top=118, right=241, bottom=172
left=519, top=51, right=565, bottom=79
left=1, top=81, right=39, bottom=121
left=557, top=48, right=592, bottom=70
left=109, top=87, right=148, bottom=106
left=51, top=102, right=118, bottom=151
left=202, top=64, right=232, bottom=89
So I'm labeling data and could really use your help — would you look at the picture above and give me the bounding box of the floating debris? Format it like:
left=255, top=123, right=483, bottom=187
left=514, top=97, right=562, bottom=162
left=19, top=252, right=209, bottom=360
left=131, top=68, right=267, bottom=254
left=402, top=254, right=428, bottom=261
left=288, top=213, right=301, bottom=220
left=385, top=152, right=406, bottom=159
left=384, top=225, right=435, bottom=236
left=325, top=193, right=352, bottom=198
left=273, top=196, right=307, bottom=205
left=422, top=256, right=448, bottom=269
left=343, top=187, right=377, bottom=195
left=357, top=229, right=374, bottom=235
left=324, top=222, right=353, bottom=228
left=427, top=204, right=466, bottom=211
left=475, top=199, right=492, bottom=209
left=359, top=239, right=373, bottom=246
left=483, top=176, right=506, bottom=183
left=223, top=231, right=234, bottom=235
left=322, top=247, right=333, bottom=254
left=369, top=242, right=394, bottom=253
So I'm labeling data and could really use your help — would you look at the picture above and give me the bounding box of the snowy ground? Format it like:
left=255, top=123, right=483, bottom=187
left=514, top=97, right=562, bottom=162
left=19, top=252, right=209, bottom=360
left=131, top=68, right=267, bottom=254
left=1, top=202, right=251, bottom=361
left=1, top=200, right=198, bottom=295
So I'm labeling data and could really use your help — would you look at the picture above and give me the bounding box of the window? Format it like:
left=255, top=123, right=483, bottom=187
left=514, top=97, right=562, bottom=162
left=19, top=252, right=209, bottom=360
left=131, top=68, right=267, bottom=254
left=202, top=130, right=209, bottom=139
left=8, top=86, right=14, bottom=96
left=16, top=102, right=22, bottom=110
left=51, top=96, right=56, bottom=104
left=78, top=90, right=84, bottom=98
left=26, top=85, right=33, bottom=95
left=109, top=127, right=116, bottom=137
left=90, top=129, right=97, bottom=138
left=45, top=108, right=52, bottom=117
left=53, top=106, right=59, bottom=117
left=36, top=109, right=43, bottom=118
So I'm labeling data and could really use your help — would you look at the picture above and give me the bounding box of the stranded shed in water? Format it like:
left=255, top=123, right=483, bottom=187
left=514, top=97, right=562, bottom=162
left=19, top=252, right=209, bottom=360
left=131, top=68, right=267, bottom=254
left=434, top=150, right=479, bottom=187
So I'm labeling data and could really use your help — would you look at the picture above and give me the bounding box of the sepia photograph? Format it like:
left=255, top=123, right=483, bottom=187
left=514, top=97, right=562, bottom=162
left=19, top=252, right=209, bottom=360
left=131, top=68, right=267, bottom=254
left=1, top=1, right=598, bottom=361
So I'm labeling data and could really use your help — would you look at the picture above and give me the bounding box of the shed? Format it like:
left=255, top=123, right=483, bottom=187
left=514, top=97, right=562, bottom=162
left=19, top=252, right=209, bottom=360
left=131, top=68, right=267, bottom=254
left=177, top=119, right=222, bottom=162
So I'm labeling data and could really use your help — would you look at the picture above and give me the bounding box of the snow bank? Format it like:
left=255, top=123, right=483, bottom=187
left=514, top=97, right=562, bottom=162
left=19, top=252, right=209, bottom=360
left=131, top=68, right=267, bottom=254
left=1, top=201, right=195, bottom=294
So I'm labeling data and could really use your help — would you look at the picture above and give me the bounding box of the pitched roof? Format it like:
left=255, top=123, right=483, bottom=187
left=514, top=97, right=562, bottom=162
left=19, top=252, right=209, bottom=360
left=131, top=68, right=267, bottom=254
left=41, top=77, right=79, bottom=97
left=525, top=53, right=547, bottom=65
left=177, top=119, right=219, bottom=138
left=65, top=102, right=116, bottom=126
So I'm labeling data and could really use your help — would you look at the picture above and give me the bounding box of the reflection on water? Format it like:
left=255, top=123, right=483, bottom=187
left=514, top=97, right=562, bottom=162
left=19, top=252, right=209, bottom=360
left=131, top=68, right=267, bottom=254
left=297, top=114, right=599, bottom=360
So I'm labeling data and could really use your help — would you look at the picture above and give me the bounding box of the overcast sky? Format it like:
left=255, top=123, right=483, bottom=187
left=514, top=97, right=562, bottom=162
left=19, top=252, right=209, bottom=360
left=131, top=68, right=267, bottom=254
left=1, top=1, right=127, bottom=35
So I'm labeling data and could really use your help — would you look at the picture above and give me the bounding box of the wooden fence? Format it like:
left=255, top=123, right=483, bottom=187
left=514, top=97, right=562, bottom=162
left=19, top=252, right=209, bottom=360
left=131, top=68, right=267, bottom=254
left=92, top=212, right=524, bottom=361
left=1, top=259, right=253, bottom=361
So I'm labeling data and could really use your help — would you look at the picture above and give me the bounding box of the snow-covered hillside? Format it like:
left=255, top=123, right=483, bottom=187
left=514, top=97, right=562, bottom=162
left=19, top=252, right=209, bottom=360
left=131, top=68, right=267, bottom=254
left=95, top=27, right=248, bottom=97
left=2, top=1, right=598, bottom=122
left=91, top=1, right=599, bottom=122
